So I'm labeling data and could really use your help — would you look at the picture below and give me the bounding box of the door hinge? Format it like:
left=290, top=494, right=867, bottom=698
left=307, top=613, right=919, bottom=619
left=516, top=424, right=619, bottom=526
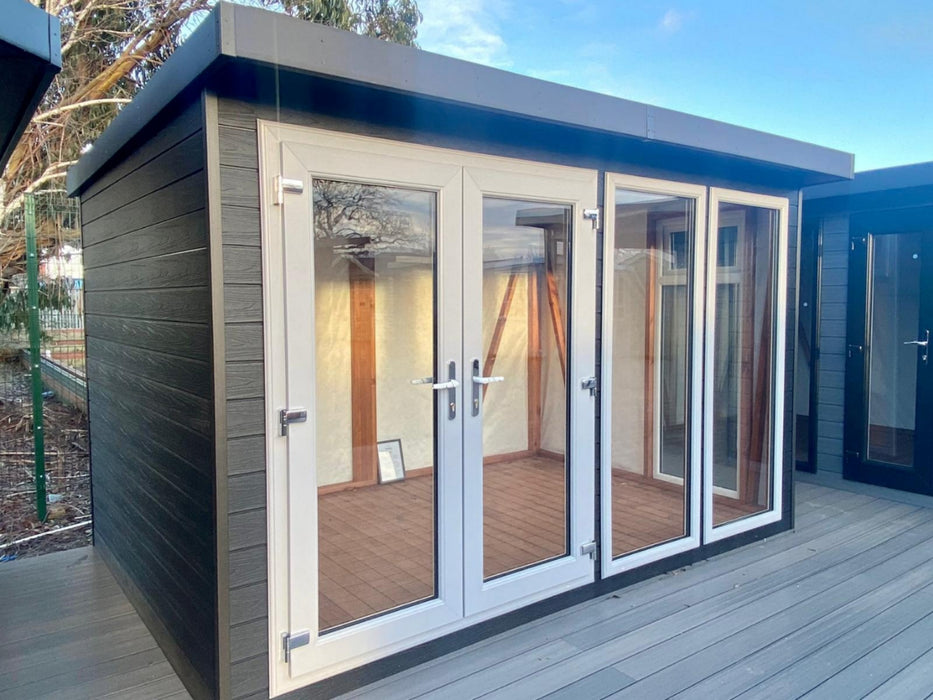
left=279, top=408, right=308, bottom=436
left=580, top=376, right=598, bottom=397
left=282, top=630, right=310, bottom=663
left=274, top=175, right=305, bottom=205
left=580, top=541, right=597, bottom=559
left=583, top=208, right=600, bottom=231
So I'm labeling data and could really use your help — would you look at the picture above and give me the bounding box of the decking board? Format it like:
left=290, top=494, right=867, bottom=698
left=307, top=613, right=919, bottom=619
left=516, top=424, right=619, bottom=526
left=4, top=477, right=933, bottom=699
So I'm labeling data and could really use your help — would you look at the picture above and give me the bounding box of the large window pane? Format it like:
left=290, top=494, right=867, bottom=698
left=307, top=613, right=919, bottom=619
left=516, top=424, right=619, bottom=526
left=867, top=233, right=920, bottom=466
left=610, top=188, right=693, bottom=558
left=481, top=197, right=569, bottom=579
left=711, top=202, right=778, bottom=527
left=312, top=179, right=437, bottom=631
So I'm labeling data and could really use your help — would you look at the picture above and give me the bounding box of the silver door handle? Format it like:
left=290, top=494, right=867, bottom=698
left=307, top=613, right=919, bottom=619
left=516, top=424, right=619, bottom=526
left=410, top=376, right=460, bottom=390
left=431, top=378, right=460, bottom=390
left=472, top=375, right=504, bottom=385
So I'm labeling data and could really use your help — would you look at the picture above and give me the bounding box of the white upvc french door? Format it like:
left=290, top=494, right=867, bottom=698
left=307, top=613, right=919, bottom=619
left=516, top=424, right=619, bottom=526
left=462, top=163, right=597, bottom=616
left=262, top=124, right=464, bottom=690
left=260, top=123, right=596, bottom=696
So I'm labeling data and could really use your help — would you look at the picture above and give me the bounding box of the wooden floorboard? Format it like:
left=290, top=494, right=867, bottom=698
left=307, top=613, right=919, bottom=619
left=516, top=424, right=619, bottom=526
left=4, top=477, right=933, bottom=699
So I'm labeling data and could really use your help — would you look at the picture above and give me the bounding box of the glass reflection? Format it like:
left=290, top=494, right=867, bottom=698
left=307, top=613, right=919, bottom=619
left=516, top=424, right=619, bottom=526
left=312, top=179, right=437, bottom=631
left=481, top=197, right=570, bottom=580
left=711, top=202, right=778, bottom=527
left=610, top=188, right=693, bottom=558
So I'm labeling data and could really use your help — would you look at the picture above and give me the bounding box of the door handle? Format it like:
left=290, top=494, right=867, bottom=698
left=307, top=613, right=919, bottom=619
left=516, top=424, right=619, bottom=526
left=410, top=376, right=460, bottom=390
left=472, top=376, right=504, bottom=385
left=904, top=329, right=930, bottom=364
left=471, top=359, right=504, bottom=416
left=412, top=361, right=458, bottom=419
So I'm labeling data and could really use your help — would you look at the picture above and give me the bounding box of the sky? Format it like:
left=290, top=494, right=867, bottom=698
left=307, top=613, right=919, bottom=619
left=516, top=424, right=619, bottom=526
left=414, top=0, right=933, bottom=172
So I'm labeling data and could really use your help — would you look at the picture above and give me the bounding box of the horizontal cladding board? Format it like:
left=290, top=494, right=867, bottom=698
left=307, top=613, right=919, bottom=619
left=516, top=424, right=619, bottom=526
left=219, top=126, right=260, bottom=170
left=86, top=314, right=210, bottom=362
left=227, top=435, right=265, bottom=476
left=88, top=356, right=212, bottom=438
left=220, top=165, right=260, bottom=209
left=223, top=246, right=262, bottom=285
left=82, top=131, right=205, bottom=225
left=223, top=285, right=263, bottom=324
left=81, top=100, right=203, bottom=201
left=92, top=437, right=213, bottom=565
left=90, top=401, right=213, bottom=515
left=86, top=248, right=209, bottom=292
left=226, top=398, right=265, bottom=438
left=225, top=362, right=263, bottom=400
left=86, top=336, right=211, bottom=397
left=230, top=652, right=268, bottom=699
left=87, top=377, right=212, bottom=473
left=228, top=472, right=266, bottom=514
left=85, top=287, right=210, bottom=324
left=225, top=323, right=264, bottom=363
left=83, top=210, right=208, bottom=270
left=221, top=206, right=261, bottom=247
left=82, top=172, right=205, bottom=248
left=228, top=508, right=266, bottom=552
left=230, top=581, right=267, bottom=627
left=229, top=545, right=267, bottom=589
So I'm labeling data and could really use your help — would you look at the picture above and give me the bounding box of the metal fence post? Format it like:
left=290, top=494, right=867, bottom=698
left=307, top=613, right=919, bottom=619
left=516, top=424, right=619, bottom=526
left=25, top=194, right=47, bottom=522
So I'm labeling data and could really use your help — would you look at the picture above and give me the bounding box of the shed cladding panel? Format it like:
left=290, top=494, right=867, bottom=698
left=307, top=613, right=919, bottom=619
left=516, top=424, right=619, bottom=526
left=80, top=99, right=218, bottom=699
left=815, top=213, right=849, bottom=474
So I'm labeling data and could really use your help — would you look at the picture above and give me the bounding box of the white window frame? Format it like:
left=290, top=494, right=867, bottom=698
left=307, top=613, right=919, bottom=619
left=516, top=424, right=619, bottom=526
left=601, top=173, right=705, bottom=578
left=703, top=187, right=788, bottom=544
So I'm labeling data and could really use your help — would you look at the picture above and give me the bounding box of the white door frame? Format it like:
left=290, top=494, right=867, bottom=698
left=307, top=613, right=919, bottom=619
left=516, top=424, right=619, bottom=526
left=260, top=123, right=598, bottom=695
left=462, top=164, right=597, bottom=616
left=703, top=187, right=788, bottom=544
left=600, top=173, right=705, bottom=578
left=260, top=123, right=465, bottom=692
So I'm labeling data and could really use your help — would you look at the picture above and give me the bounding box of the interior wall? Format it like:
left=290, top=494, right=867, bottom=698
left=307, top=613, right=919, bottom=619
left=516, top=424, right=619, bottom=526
left=482, top=269, right=530, bottom=456
left=611, top=209, right=649, bottom=473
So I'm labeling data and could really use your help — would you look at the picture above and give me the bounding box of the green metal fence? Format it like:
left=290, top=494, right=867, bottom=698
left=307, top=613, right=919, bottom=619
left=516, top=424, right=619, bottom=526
left=0, top=193, right=90, bottom=559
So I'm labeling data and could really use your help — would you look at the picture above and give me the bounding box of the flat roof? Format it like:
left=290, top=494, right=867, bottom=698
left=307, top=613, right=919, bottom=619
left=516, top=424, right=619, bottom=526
left=804, top=161, right=933, bottom=200
left=68, top=2, right=853, bottom=195
left=0, top=0, right=61, bottom=173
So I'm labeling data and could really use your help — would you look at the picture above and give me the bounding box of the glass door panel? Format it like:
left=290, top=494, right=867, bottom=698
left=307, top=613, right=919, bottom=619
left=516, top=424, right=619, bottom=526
left=312, top=180, right=438, bottom=632
left=462, top=164, right=596, bottom=616
left=708, top=199, right=781, bottom=530
left=845, top=226, right=933, bottom=494
left=480, top=197, right=570, bottom=580
left=607, top=186, right=697, bottom=562
left=866, top=233, right=920, bottom=467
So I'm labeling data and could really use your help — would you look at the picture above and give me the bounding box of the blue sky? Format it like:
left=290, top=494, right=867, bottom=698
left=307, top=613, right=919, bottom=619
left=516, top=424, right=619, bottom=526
left=415, top=0, right=933, bottom=171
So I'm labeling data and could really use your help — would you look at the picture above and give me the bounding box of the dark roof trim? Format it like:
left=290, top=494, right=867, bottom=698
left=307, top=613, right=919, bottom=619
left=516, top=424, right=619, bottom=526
left=0, top=0, right=61, bottom=173
left=68, top=2, right=853, bottom=195
left=804, top=161, right=933, bottom=200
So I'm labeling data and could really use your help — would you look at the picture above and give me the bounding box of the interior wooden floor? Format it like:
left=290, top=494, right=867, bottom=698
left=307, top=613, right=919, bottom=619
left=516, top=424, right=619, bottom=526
left=318, top=457, right=762, bottom=630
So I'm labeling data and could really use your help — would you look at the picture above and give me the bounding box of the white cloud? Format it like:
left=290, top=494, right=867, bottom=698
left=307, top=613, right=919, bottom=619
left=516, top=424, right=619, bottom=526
left=659, top=9, right=687, bottom=33
left=417, top=0, right=511, bottom=68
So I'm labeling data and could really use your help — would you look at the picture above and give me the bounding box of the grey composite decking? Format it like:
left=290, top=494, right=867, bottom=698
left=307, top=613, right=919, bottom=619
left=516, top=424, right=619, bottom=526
left=4, top=476, right=933, bottom=699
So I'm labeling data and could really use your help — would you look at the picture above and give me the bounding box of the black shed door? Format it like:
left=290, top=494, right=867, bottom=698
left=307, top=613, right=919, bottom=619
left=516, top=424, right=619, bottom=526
left=845, top=212, right=933, bottom=494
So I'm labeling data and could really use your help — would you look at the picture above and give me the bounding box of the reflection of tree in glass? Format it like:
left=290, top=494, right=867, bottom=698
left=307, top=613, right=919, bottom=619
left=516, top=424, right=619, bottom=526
left=312, top=180, right=432, bottom=259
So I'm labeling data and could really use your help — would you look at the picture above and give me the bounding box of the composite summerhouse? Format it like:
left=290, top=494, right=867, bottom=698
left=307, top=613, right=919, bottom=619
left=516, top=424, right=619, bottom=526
left=66, top=4, right=853, bottom=698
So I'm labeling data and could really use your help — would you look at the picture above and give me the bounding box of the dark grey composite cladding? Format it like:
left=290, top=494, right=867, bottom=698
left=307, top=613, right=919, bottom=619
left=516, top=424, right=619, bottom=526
left=0, top=547, right=191, bottom=700
left=343, top=476, right=933, bottom=700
